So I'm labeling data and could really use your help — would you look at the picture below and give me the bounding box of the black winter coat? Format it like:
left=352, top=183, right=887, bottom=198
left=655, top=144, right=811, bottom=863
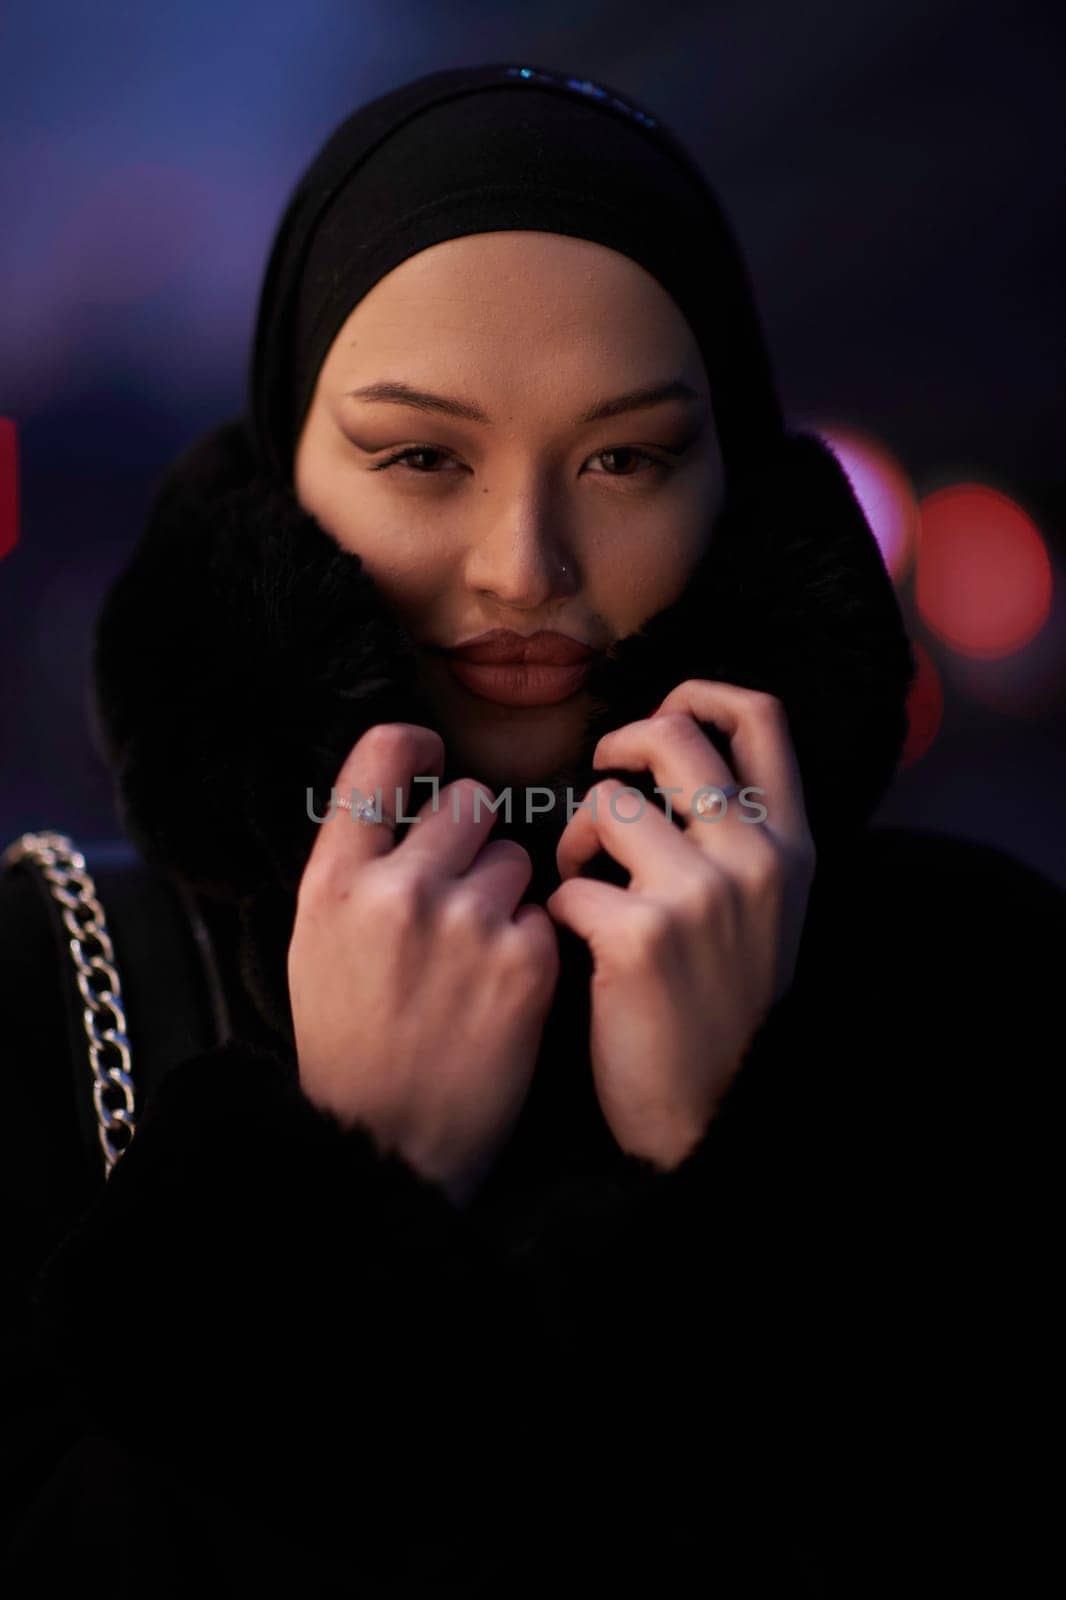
left=2, top=422, right=1061, bottom=1596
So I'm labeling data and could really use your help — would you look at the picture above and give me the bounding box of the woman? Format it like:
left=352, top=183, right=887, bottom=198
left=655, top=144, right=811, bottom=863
left=2, top=61, right=1060, bottom=1596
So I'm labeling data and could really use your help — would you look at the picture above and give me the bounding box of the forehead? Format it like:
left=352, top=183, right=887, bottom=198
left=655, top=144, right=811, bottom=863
left=319, top=231, right=704, bottom=383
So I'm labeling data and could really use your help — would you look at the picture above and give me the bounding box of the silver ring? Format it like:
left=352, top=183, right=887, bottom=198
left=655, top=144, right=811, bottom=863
left=694, top=783, right=740, bottom=816
left=335, top=794, right=397, bottom=831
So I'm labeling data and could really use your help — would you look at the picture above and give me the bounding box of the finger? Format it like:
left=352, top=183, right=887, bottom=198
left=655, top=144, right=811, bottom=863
left=652, top=680, right=809, bottom=847
left=395, top=776, right=502, bottom=879
left=509, top=902, right=561, bottom=989
left=556, top=777, right=696, bottom=890
left=593, top=711, right=743, bottom=839
left=455, top=838, right=534, bottom=917
left=546, top=873, right=629, bottom=957
left=307, top=723, right=445, bottom=882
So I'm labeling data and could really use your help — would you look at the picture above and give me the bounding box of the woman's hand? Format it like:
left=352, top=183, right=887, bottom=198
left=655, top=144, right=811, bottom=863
left=288, top=723, right=559, bottom=1208
left=545, top=682, right=816, bottom=1172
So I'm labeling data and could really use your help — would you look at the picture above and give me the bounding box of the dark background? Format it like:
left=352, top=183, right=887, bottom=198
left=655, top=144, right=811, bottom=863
left=2, top=0, right=1063, bottom=884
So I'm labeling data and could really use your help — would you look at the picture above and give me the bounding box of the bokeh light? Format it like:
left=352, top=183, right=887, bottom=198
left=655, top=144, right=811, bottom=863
left=915, top=484, right=1052, bottom=659
left=0, top=418, right=17, bottom=560
left=816, top=423, right=919, bottom=583
left=900, top=637, right=944, bottom=769
left=943, top=558, right=1066, bottom=720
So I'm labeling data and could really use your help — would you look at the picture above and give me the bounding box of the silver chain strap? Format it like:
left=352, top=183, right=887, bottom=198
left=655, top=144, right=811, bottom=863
left=2, top=829, right=136, bottom=1177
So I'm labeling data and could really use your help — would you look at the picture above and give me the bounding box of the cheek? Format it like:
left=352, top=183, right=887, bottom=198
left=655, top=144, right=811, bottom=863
left=591, top=468, right=719, bottom=613
left=350, top=546, right=449, bottom=638
left=594, top=521, right=710, bottom=632
left=295, top=450, right=448, bottom=617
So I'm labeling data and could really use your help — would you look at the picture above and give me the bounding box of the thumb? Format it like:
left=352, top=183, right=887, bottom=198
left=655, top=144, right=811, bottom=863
left=545, top=876, right=625, bottom=955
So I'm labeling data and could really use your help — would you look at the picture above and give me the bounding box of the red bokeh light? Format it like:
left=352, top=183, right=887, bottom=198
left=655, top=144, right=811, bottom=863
left=900, top=637, right=944, bottom=768
left=916, top=484, right=1052, bottom=659
left=0, top=418, right=18, bottom=561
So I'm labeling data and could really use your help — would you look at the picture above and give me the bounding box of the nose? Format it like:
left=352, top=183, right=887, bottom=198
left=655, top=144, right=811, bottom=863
left=463, top=482, right=579, bottom=611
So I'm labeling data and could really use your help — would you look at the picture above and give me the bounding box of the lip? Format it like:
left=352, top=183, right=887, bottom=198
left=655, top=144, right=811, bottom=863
left=440, top=629, right=598, bottom=666
left=443, top=658, right=592, bottom=707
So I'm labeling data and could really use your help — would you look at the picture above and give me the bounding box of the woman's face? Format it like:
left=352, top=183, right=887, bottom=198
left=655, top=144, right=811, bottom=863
left=293, top=230, right=724, bottom=789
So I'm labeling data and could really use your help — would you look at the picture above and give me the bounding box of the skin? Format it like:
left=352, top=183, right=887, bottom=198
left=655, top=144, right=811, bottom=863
left=290, top=231, right=816, bottom=1182
left=293, top=230, right=724, bottom=788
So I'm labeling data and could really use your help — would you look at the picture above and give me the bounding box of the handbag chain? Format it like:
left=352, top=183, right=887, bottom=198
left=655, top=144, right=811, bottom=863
left=2, top=829, right=136, bottom=1177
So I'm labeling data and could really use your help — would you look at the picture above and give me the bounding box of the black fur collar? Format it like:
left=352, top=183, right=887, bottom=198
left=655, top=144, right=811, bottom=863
left=90, top=416, right=915, bottom=1040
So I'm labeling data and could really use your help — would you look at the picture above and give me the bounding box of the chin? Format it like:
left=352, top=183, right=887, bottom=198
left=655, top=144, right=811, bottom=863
left=425, top=674, right=590, bottom=791
left=456, top=699, right=594, bottom=784
left=449, top=729, right=576, bottom=792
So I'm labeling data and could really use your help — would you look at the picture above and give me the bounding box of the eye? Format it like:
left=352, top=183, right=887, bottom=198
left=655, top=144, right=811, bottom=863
left=369, top=445, right=465, bottom=475
left=585, top=447, right=672, bottom=479
left=367, top=442, right=682, bottom=482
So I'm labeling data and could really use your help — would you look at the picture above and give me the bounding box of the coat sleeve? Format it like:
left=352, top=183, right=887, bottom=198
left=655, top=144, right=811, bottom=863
left=509, top=830, right=1065, bottom=1340
left=500, top=982, right=824, bottom=1400
left=0, top=1030, right=553, bottom=1589
left=505, top=831, right=1064, bottom=1588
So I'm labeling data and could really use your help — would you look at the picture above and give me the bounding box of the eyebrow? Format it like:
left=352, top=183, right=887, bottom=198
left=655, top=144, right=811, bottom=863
left=342, top=377, right=702, bottom=425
